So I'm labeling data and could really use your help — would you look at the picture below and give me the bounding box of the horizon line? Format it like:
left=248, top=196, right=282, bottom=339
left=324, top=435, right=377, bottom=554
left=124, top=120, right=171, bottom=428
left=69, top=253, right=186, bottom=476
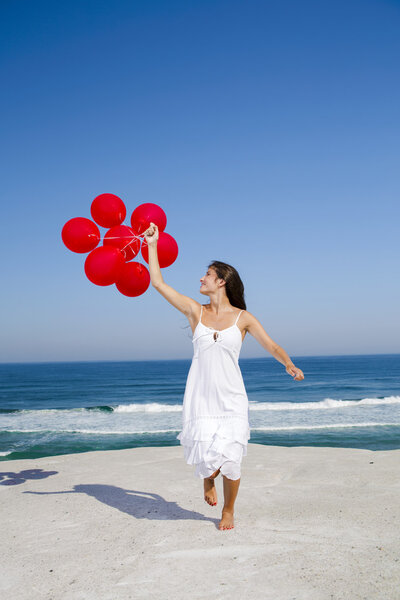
left=1, top=352, right=399, bottom=366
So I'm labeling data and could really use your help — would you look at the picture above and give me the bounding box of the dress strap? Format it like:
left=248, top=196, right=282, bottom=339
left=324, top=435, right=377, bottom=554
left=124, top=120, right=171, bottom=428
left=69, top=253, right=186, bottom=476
left=198, top=305, right=203, bottom=325
left=235, top=309, right=244, bottom=326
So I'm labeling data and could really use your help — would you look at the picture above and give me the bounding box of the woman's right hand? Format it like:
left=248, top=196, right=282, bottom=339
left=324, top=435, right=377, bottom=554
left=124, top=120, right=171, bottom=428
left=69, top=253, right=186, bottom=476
left=143, top=222, right=159, bottom=246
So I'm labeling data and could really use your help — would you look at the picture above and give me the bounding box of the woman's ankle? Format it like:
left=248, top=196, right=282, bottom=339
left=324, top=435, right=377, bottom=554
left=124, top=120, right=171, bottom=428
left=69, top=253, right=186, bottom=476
left=222, top=507, right=234, bottom=514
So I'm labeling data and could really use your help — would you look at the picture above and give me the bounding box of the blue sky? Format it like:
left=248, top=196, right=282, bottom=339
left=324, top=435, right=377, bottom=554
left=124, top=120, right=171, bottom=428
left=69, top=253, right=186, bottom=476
left=1, top=0, right=399, bottom=362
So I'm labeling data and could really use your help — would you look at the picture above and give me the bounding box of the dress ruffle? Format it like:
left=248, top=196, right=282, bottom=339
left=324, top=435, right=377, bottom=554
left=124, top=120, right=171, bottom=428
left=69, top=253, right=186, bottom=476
left=177, top=415, right=250, bottom=479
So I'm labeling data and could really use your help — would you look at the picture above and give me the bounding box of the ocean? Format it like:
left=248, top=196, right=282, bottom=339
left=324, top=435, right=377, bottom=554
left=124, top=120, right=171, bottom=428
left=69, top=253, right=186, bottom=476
left=0, top=354, right=399, bottom=462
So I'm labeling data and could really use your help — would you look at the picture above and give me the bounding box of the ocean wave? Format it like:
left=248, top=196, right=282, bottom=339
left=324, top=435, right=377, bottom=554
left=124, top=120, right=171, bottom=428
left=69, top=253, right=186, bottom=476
left=113, top=403, right=182, bottom=413
left=2, top=422, right=397, bottom=435
left=0, top=395, right=399, bottom=418
left=0, top=407, right=94, bottom=415
left=251, top=422, right=396, bottom=431
left=114, top=397, right=397, bottom=414
left=248, top=396, right=400, bottom=410
left=0, top=403, right=183, bottom=415
left=2, top=428, right=179, bottom=435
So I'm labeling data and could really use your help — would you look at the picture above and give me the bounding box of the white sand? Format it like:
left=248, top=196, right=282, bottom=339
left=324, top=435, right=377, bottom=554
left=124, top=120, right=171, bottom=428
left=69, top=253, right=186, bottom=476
left=1, top=443, right=399, bottom=600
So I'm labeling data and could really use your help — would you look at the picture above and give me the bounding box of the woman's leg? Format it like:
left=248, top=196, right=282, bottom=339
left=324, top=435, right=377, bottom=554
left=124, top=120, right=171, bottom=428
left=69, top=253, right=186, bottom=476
left=219, top=473, right=240, bottom=530
left=203, top=468, right=220, bottom=506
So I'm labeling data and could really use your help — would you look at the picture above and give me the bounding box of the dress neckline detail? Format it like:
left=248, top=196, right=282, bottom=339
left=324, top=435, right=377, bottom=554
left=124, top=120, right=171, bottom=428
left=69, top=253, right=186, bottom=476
left=198, top=322, right=239, bottom=333
left=198, top=305, right=243, bottom=332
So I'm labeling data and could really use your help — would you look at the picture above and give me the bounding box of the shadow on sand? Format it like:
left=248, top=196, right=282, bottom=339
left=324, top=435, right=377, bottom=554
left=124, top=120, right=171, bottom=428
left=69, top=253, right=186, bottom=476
left=0, top=469, right=58, bottom=486
left=24, top=484, right=220, bottom=526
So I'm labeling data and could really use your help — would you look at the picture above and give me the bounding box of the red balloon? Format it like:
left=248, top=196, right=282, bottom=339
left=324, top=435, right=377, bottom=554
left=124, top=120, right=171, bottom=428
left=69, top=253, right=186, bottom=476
left=141, top=231, right=178, bottom=268
left=103, top=225, right=140, bottom=261
left=61, top=217, right=100, bottom=253
left=115, top=261, right=150, bottom=297
left=84, top=246, right=125, bottom=286
left=91, top=193, right=126, bottom=228
left=130, top=203, right=167, bottom=236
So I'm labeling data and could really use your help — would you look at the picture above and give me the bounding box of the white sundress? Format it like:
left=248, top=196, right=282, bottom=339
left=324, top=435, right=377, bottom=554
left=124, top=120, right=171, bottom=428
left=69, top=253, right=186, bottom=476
left=177, top=305, right=250, bottom=480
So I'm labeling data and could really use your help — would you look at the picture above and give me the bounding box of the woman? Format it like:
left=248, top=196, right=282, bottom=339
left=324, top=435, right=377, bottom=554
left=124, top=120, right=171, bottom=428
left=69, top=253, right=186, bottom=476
left=143, top=222, right=304, bottom=531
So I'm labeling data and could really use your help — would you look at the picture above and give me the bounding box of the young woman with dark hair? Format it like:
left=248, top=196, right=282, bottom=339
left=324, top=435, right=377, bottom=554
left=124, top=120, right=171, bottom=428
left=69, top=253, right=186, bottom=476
left=143, top=223, right=304, bottom=530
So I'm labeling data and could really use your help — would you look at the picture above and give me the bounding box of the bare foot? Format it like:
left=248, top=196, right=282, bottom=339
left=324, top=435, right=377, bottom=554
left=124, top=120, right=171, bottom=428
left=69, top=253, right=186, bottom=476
left=204, top=477, right=217, bottom=506
left=219, top=509, right=234, bottom=530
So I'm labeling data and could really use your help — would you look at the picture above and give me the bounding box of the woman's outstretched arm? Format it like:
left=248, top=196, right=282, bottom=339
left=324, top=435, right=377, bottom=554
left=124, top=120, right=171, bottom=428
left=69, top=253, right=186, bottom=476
left=245, top=311, right=304, bottom=381
left=143, top=222, right=199, bottom=318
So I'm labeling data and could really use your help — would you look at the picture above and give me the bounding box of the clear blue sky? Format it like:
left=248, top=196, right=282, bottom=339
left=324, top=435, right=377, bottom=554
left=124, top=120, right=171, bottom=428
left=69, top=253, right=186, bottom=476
left=1, top=0, right=399, bottom=362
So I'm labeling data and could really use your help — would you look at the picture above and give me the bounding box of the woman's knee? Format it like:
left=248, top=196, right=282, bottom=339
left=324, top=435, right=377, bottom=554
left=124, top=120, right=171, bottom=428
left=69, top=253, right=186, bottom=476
left=206, top=468, right=220, bottom=480
left=220, top=460, right=241, bottom=480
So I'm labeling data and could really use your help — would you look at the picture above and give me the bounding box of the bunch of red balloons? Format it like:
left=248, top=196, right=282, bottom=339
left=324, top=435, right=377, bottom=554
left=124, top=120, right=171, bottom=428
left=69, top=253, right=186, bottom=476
left=61, top=194, right=178, bottom=297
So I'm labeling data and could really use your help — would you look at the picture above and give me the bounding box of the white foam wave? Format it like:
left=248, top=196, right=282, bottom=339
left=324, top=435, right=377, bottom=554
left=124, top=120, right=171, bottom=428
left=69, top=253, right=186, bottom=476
left=0, top=450, right=12, bottom=456
left=249, top=396, right=400, bottom=411
left=13, top=408, right=90, bottom=415
left=4, top=428, right=179, bottom=435
left=72, top=429, right=178, bottom=435
left=114, top=403, right=182, bottom=413
left=5, top=396, right=399, bottom=417
left=4, top=423, right=397, bottom=435
left=252, top=422, right=395, bottom=431
left=110, top=395, right=400, bottom=413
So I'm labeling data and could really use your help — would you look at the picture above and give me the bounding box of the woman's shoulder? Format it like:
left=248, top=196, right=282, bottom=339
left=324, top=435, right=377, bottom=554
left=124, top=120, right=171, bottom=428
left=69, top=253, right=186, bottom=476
left=236, top=308, right=253, bottom=330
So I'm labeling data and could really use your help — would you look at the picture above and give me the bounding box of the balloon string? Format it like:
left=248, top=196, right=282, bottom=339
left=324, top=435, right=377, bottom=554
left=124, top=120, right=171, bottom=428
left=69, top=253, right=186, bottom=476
left=100, top=225, right=146, bottom=254
left=102, top=234, right=143, bottom=242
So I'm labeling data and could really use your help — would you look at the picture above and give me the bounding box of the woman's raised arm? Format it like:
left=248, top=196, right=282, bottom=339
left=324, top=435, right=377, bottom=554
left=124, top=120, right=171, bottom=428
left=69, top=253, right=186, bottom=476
left=143, top=222, right=199, bottom=318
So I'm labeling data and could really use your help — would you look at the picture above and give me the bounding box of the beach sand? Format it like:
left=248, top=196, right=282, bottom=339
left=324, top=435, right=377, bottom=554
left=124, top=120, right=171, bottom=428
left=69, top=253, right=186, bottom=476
left=1, top=443, right=399, bottom=600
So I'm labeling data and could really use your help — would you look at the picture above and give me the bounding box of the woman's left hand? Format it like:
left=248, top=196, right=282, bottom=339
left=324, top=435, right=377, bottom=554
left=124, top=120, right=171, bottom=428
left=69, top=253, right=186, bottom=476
left=286, top=364, right=304, bottom=381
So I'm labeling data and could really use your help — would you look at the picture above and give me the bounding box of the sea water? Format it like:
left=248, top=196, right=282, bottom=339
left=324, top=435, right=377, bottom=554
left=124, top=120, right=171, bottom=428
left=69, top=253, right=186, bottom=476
left=0, top=354, right=399, bottom=461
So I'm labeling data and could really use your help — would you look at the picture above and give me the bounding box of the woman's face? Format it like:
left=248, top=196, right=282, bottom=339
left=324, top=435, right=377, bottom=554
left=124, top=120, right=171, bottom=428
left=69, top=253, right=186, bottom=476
left=200, top=268, right=219, bottom=293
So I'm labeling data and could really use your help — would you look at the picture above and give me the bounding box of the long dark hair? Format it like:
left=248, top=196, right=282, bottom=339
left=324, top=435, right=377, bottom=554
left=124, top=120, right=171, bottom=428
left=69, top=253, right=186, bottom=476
left=208, top=260, right=246, bottom=310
